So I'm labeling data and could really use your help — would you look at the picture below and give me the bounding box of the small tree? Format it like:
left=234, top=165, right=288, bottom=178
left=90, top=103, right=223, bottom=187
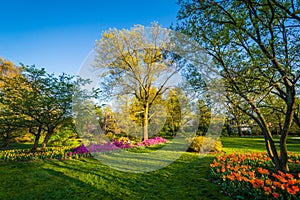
left=0, top=65, right=93, bottom=151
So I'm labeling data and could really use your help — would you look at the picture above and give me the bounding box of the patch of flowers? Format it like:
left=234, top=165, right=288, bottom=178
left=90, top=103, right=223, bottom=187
left=0, top=137, right=170, bottom=162
left=66, top=140, right=131, bottom=158
left=0, top=146, right=73, bottom=162
left=210, top=152, right=300, bottom=199
left=67, top=136, right=169, bottom=158
left=137, top=137, right=169, bottom=147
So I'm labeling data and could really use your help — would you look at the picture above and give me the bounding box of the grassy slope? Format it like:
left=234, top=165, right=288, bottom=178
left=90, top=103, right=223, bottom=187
left=0, top=154, right=229, bottom=200
left=0, top=137, right=299, bottom=200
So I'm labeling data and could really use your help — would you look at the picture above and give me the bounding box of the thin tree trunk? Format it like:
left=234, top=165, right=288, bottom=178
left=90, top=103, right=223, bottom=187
left=2, top=131, right=11, bottom=148
left=236, top=117, right=242, bottom=137
left=171, top=118, right=175, bottom=136
left=143, top=102, right=149, bottom=140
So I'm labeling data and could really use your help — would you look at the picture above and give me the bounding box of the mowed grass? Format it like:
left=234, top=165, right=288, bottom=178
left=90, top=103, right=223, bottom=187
left=222, top=136, right=300, bottom=154
left=0, top=154, right=229, bottom=200
left=0, top=136, right=299, bottom=200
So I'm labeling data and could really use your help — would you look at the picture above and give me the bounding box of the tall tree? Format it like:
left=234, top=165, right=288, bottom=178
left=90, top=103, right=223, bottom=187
left=95, top=23, right=180, bottom=140
left=0, top=58, right=23, bottom=147
left=176, top=0, right=300, bottom=171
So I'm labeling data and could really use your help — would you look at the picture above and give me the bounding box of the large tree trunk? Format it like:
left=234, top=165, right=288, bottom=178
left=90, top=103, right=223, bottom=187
left=42, top=128, right=53, bottom=150
left=226, top=122, right=231, bottom=137
left=259, top=119, right=283, bottom=171
left=235, top=117, right=243, bottom=137
left=293, top=113, right=300, bottom=129
left=30, top=126, right=42, bottom=152
left=278, top=89, right=295, bottom=172
left=143, top=102, right=149, bottom=140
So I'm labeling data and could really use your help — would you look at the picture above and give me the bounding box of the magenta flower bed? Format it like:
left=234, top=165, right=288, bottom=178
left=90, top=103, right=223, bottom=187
left=137, top=137, right=169, bottom=147
left=68, top=137, right=169, bottom=157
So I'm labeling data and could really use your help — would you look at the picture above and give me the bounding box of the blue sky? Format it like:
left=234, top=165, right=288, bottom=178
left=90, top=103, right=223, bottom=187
left=0, top=0, right=179, bottom=75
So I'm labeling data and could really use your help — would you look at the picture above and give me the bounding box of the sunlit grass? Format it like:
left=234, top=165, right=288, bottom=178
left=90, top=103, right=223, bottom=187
left=221, top=136, right=300, bottom=154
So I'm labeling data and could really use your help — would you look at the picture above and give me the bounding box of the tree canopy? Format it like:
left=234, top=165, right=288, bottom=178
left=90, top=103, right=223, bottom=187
left=176, top=0, right=300, bottom=171
left=95, top=23, right=183, bottom=140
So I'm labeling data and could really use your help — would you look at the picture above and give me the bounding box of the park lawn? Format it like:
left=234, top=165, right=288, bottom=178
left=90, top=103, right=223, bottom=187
left=0, top=136, right=299, bottom=200
left=221, top=136, right=300, bottom=154
left=0, top=153, right=229, bottom=200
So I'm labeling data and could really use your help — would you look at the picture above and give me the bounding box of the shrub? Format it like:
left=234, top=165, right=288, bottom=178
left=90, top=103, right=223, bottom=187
left=187, top=136, right=222, bottom=153
left=105, top=132, right=114, bottom=140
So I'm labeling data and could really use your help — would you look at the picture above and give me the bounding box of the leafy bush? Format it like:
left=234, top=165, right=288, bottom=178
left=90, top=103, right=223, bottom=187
left=187, top=136, right=222, bottom=153
left=105, top=132, right=114, bottom=140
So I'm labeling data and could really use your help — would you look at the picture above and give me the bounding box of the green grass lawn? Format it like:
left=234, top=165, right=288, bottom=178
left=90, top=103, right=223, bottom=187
left=222, top=136, right=300, bottom=154
left=0, top=136, right=299, bottom=200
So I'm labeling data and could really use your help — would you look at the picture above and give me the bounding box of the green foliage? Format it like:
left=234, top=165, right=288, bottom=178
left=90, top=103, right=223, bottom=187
left=0, top=65, right=95, bottom=150
left=48, top=122, right=80, bottom=147
left=187, top=136, right=223, bottom=153
left=197, top=100, right=211, bottom=136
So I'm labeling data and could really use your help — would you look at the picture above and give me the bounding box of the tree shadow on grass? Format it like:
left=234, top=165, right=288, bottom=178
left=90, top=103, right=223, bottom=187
left=0, top=162, right=113, bottom=200
left=111, top=153, right=230, bottom=200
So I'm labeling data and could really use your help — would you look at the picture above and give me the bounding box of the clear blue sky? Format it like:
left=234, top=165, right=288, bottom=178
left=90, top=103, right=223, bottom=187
left=0, top=0, right=179, bottom=75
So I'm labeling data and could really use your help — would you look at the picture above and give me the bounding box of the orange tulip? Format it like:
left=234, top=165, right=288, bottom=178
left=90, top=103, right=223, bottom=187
left=288, top=179, right=296, bottom=185
left=273, top=181, right=281, bottom=188
left=221, top=167, right=225, bottom=173
left=292, top=185, right=299, bottom=193
left=243, top=177, right=250, bottom=182
left=287, top=187, right=297, bottom=195
left=272, top=192, right=279, bottom=199
left=249, top=171, right=255, bottom=179
left=257, top=167, right=269, bottom=175
left=265, top=179, right=272, bottom=185
left=255, top=179, right=264, bottom=187
left=227, top=174, right=235, bottom=181
left=286, top=173, right=294, bottom=179
left=264, top=186, right=271, bottom=194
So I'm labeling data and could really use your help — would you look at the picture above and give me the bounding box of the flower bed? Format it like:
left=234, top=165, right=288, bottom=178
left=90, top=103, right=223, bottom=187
left=137, top=137, right=169, bottom=147
left=0, top=137, right=169, bottom=162
left=210, top=152, right=300, bottom=199
left=0, top=146, right=73, bottom=162
left=66, top=137, right=169, bottom=158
